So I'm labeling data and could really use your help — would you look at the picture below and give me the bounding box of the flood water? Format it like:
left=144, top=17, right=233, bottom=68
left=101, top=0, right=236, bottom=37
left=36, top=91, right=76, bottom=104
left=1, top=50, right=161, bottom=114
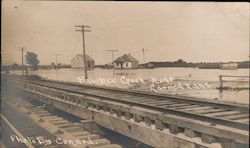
left=23, top=67, right=249, bottom=105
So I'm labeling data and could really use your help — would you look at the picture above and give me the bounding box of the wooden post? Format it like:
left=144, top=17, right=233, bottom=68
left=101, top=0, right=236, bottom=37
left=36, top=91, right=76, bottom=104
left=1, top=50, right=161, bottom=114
left=219, top=75, right=223, bottom=89
left=75, top=25, right=91, bottom=79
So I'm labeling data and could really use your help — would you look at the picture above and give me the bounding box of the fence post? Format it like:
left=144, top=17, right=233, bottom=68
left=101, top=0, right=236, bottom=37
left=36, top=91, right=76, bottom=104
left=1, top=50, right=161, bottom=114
left=219, top=75, right=223, bottom=89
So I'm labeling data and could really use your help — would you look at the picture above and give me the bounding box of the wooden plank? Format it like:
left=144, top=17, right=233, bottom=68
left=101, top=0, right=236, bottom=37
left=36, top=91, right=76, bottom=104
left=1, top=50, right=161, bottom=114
left=47, top=118, right=65, bottom=122
left=236, top=118, right=249, bottom=123
left=137, top=98, right=163, bottom=103
left=65, top=128, right=84, bottom=132
left=90, top=139, right=111, bottom=147
left=42, top=116, right=61, bottom=119
left=73, top=131, right=92, bottom=137
left=62, top=126, right=81, bottom=130
left=220, top=75, right=249, bottom=78
left=128, top=97, right=152, bottom=102
left=30, top=109, right=46, bottom=113
left=181, top=106, right=212, bottom=111
left=172, top=104, right=201, bottom=110
left=53, top=121, right=71, bottom=126
left=38, top=114, right=53, bottom=117
left=141, top=100, right=171, bottom=104
left=223, top=113, right=249, bottom=120
left=36, top=112, right=51, bottom=115
left=166, top=103, right=191, bottom=108
left=81, top=119, right=94, bottom=123
left=194, top=109, right=225, bottom=114
left=205, top=111, right=241, bottom=117
left=58, top=124, right=75, bottom=128
left=92, top=144, right=122, bottom=148
left=79, top=134, right=100, bottom=140
left=154, top=102, right=178, bottom=106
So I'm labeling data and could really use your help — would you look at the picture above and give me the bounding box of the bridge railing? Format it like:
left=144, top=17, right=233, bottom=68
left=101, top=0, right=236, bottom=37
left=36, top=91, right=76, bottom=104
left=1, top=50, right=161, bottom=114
left=218, top=75, right=249, bottom=90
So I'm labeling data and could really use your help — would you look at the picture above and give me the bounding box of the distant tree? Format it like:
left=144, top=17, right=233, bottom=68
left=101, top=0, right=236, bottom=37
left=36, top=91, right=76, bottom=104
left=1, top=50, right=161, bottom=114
left=176, top=59, right=185, bottom=63
left=25, top=52, right=40, bottom=70
left=50, top=63, right=56, bottom=69
left=12, top=63, right=19, bottom=70
left=57, top=63, right=62, bottom=69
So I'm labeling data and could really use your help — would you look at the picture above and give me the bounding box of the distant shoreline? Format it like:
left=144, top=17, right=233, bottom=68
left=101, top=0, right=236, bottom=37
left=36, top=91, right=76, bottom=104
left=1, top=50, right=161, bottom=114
left=95, top=61, right=250, bottom=69
left=2, top=61, right=249, bottom=71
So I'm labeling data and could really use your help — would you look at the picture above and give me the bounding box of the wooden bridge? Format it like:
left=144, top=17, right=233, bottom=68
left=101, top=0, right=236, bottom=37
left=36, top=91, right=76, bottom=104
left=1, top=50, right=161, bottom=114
left=1, top=75, right=249, bottom=148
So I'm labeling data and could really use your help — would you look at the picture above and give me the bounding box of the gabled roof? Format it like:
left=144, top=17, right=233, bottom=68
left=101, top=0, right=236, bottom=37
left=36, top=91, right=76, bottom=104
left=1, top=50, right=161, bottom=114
left=114, top=54, right=138, bottom=63
left=71, top=54, right=94, bottom=62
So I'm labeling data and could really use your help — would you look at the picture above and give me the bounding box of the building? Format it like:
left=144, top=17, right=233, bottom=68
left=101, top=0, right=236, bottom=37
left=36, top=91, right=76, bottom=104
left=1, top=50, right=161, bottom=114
left=113, top=54, right=139, bottom=69
left=220, top=62, right=238, bottom=70
left=71, top=54, right=95, bottom=69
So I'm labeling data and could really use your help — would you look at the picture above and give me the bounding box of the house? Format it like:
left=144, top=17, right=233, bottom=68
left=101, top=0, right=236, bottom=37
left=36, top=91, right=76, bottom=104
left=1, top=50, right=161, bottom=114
left=71, top=54, right=95, bottom=69
left=113, top=54, right=139, bottom=69
left=220, top=62, right=238, bottom=70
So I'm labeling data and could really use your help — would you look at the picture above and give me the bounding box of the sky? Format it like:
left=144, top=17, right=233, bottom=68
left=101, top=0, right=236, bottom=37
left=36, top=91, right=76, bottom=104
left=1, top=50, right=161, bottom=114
left=2, top=1, right=249, bottom=65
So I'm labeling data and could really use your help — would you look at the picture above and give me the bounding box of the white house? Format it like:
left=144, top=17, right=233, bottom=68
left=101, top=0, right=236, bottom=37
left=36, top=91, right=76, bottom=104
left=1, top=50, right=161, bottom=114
left=71, top=54, right=95, bottom=69
left=113, top=54, right=139, bottom=69
left=220, top=62, right=238, bottom=70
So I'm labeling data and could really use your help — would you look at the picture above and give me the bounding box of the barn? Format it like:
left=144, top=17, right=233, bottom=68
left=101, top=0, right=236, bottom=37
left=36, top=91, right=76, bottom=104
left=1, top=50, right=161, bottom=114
left=71, top=54, right=95, bottom=69
left=113, top=54, right=139, bottom=69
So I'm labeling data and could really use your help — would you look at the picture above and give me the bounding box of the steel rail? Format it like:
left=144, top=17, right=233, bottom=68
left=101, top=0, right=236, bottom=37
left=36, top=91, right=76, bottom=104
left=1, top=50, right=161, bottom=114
left=11, top=75, right=246, bottom=112
left=11, top=76, right=249, bottom=112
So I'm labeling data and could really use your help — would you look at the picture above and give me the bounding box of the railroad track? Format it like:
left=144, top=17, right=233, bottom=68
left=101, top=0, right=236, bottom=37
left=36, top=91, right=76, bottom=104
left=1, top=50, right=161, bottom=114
left=4, top=75, right=249, bottom=131
left=1, top=95, right=60, bottom=148
left=1, top=92, right=122, bottom=148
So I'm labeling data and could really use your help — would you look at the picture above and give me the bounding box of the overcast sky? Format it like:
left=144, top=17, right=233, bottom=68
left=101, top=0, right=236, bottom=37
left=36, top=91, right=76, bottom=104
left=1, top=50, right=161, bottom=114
left=2, top=1, right=249, bottom=65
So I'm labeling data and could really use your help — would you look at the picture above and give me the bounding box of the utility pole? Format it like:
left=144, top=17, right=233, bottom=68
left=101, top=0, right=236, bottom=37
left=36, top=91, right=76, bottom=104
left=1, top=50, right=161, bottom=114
left=18, top=47, right=27, bottom=75
left=75, top=25, right=91, bottom=79
left=106, top=50, right=119, bottom=78
left=142, top=48, right=148, bottom=64
left=53, top=54, right=60, bottom=69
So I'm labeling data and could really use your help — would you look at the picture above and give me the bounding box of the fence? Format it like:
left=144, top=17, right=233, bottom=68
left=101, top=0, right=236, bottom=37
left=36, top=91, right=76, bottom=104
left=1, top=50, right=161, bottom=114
left=218, top=75, right=249, bottom=90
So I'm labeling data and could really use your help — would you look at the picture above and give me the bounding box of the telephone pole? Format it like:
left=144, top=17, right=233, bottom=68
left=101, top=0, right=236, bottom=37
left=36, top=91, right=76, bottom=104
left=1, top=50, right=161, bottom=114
left=75, top=25, right=91, bottom=79
left=106, top=50, right=119, bottom=78
left=53, top=54, right=60, bottom=69
left=142, top=48, right=148, bottom=64
left=18, top=47, right=27, bottom=75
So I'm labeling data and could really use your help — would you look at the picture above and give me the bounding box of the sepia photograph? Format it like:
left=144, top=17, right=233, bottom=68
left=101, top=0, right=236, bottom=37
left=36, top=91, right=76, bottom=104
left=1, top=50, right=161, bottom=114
left=1, top=1, right=249, bottom=148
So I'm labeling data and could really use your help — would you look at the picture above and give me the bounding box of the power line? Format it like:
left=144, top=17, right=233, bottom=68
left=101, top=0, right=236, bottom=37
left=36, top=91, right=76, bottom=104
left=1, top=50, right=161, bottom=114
left=52, top=54, right=60, bottom=69
left=18, top=47, right=27, bottom=75
left=142, top=48, right=148, bottom=64
left=106, top=50, right=119, bottom=78
left=75, top=25, right=91, bottom=79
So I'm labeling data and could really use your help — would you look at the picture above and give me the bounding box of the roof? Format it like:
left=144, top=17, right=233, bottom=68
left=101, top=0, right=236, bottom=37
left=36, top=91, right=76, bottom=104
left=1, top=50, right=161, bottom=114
left=71, top=54, right=94, bottom=62
left=114, top=54, right=138, bottom=63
